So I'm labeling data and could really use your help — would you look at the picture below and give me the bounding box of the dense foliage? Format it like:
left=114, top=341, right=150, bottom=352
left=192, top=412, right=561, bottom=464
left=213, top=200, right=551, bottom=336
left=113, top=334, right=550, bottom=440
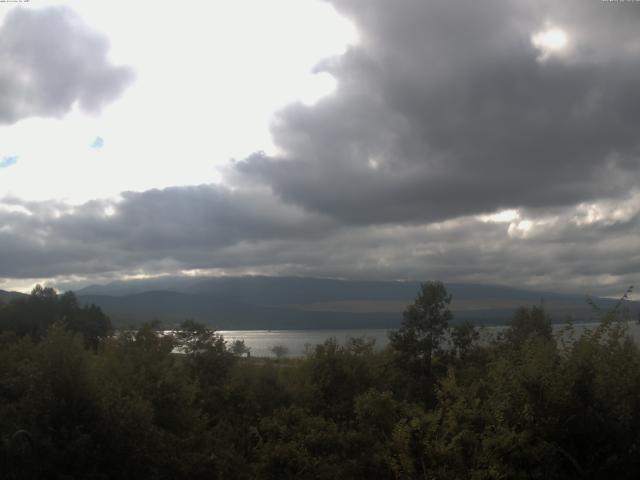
left=1, top=282, right=639, bottom=479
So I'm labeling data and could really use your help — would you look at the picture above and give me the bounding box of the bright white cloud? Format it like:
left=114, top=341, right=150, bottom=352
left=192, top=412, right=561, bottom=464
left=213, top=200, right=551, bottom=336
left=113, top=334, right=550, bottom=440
left=478, top=209, right=520, bottom=224
left=572, top=191, right=640, bottom=227
left=0, top=0, right=357, bottom=203
left=478, top=208, right=560, bottom=239
left=0, top=203, right=32, bottom=216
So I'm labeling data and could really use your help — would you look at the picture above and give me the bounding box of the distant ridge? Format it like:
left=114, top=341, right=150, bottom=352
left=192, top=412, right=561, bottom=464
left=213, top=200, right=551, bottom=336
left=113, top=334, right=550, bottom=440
left=72, top=276, right=639, bottom=329
left=0, top=289, right=27, bottom=303
left=76, top=275, right=589, bottom=302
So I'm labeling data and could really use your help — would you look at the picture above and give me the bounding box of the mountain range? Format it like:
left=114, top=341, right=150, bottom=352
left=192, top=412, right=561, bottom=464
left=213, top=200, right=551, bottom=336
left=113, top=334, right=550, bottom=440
left=3, top=278, right=636, bottom=330
left=62, top=276, right=640, bottom=330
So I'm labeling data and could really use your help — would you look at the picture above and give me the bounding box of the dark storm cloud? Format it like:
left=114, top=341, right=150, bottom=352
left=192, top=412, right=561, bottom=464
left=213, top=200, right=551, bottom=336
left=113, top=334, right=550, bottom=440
left=236, top=0, right=640, bottom=224
left=2, top=185, right=639, bottom=296
left=0, top=185, right=336, bottom=279
left=0, top=7, right=134, bottom=124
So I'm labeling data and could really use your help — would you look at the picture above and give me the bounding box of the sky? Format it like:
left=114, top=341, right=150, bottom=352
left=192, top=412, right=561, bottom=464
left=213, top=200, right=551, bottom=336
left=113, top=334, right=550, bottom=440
left=1, top=0, right=639, bottom=297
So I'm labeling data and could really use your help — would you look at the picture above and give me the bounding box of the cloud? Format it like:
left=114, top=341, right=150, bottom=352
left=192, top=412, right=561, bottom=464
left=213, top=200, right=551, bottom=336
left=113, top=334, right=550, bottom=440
left=2, top=0, right=640, bottom=297
left=0, top=156, right=17, bottom=169
left=0, top=184, right=337, bottom=280
left=0, top=184, right=638, bottom=296
left=235, top=0, right=640, bottom=225
left=0, top=6, right=134, bottom=125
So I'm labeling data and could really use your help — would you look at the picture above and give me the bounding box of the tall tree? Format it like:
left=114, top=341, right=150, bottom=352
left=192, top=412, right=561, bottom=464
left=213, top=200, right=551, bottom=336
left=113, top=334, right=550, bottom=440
left=389, top=281, right=452, bottom=404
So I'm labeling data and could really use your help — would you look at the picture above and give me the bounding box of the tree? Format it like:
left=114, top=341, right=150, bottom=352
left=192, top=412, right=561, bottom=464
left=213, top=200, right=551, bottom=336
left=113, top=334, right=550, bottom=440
left=59, top=291, right=112, bottom=349
left=175, top=319, right=225, bottom=356
left=390, top=281, right=452, bottom=366
left=270, top=344, right=289, bottom=361
left=506, top=305, right=552, bottom=346
left=230, top=339, right=251, bottom=357
left=175, top=319, right=236, bottom=393
left=30, top=284, right=57, bottom=302
left=0, top=286, right=111, bottom=346
left=389, top=281, right=452, bottom=403
left=451, top=320, right=480, bottom=359
left=302, top=337, right=379, bottom=422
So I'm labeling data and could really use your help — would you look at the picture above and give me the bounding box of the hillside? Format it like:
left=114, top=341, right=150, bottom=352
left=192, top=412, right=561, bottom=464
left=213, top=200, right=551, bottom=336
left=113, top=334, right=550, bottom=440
left=72, top=276, right=638, bottom=329
left=0, top=289, right=27, bottom=304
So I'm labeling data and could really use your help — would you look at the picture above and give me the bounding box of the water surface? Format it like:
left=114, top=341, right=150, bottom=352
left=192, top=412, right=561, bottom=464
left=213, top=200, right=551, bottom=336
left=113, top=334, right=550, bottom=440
left=220, top=322, right=640, bottom=358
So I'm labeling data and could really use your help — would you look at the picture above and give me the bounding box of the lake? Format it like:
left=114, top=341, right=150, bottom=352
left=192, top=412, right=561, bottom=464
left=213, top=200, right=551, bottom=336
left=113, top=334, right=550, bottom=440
left=220, top=321, right=640, bottom=358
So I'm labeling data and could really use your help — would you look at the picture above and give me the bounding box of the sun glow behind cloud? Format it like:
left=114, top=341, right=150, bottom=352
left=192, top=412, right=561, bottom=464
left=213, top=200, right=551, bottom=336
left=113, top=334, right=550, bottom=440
left=0, top=0, right=358, bottom=204
left=478, top=209, right=519, bottom=224
left=478, top=209, right=560, bottom=239
left=531, top=25, right=569, bottom=60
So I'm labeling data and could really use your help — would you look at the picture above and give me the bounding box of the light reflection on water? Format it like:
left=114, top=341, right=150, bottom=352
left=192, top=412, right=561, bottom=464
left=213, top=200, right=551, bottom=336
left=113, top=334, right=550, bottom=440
left=219, top=322, right=640, bottom=358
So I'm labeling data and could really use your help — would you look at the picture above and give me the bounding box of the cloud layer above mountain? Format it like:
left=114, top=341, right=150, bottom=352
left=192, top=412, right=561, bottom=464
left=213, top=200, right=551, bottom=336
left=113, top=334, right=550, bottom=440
left=2, top=184, right=638, bottom=295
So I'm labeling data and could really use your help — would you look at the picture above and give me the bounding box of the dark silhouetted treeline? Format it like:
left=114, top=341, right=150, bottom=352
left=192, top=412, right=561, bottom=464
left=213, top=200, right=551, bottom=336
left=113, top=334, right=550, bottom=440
left=1, top=282, right=639, bottom=479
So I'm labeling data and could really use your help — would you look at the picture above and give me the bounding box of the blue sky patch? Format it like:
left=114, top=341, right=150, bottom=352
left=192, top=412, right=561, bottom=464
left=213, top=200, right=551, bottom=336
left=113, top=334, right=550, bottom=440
left=0, top=156, right=18, bottom=169
left=91, top=136, right=105, bottom=149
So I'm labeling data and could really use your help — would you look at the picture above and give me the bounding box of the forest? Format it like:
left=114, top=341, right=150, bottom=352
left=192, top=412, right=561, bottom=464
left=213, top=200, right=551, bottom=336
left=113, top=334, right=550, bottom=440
left=1, top=282, right=639, bottom=479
